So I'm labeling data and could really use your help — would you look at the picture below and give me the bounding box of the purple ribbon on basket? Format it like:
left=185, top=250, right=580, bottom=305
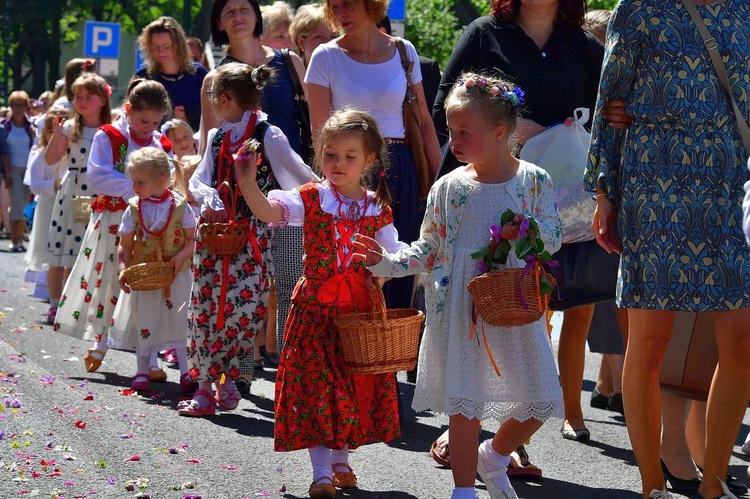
left=518, top=255, right=558, bottom=312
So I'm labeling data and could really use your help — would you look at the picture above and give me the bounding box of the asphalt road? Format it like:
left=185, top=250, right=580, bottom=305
left=1, top=246, right=749, bottom=499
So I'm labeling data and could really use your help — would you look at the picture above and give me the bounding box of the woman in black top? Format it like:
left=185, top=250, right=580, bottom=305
left=429, top=0, right=613, bottom=485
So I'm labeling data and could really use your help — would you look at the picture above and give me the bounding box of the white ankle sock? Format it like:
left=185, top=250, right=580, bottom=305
left=479, top=439, right=511, bottom=490
left=451, top=487, right=479, bottom=498
left=331, top=446, right=349, bottom=472
left=308, top=445, right=332, bottom=483
left=92, top=341, right=108, bottom=353
left=136, top=354, right=150, bottom=375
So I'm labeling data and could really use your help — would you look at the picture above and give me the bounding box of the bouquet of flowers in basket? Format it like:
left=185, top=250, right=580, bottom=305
left=467, top=209, right=557, bottom=328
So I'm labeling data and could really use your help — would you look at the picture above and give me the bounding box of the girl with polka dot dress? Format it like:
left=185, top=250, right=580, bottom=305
left=44, top=73, right=112, bottom=325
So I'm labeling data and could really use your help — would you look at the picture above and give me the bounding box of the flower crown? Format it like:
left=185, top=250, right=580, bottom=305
left=457, top=76, right=525, bottom=108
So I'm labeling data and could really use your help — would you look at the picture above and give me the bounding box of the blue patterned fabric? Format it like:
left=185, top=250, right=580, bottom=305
left=585, top=0, right=750, bottom=311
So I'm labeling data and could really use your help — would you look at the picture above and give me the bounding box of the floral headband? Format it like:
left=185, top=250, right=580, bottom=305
left=457, top=76, right=525, bottom=108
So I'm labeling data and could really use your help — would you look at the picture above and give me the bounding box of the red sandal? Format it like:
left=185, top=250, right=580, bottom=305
left=177, top=389, right=216, bottom=417
left=215, top=382, right=241, bottom=410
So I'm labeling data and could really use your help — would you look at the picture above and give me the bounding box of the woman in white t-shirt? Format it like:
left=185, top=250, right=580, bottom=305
left=306, top=0, right=441, bottom=310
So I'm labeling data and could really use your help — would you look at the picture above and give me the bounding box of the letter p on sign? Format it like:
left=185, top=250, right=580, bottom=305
left=84, top=21, right=121, bottom=59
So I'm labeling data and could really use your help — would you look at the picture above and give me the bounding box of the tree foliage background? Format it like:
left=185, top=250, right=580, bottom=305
left=1, top=0, right=619, bottom=104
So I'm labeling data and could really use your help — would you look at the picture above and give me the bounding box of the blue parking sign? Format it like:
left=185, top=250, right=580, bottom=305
left=84, top=21, right=121, bottom=59
left=388, top=0, right=406, bottom=21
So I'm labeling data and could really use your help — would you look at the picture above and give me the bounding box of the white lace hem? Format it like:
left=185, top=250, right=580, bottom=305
left=413, top=396, right=563, bottom=424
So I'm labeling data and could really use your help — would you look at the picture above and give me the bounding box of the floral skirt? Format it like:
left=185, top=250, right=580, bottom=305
left=54, top=210, right=123, bottom=343
left=109, top=269, right=191, bottom=356
left=186, top=229, right=271, bottom=383
left=274, top=303, right=401, bottom=452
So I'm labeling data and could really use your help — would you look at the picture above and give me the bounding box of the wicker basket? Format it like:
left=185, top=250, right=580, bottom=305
left=467, top=266, right=556, bottom=327
left=199, top=181, right=248, bottom=257
left=336, top=284, right=425, bottom=374
left=71, top=196, right=93, bottom=223
left=122, top=241, right=175, bottom=291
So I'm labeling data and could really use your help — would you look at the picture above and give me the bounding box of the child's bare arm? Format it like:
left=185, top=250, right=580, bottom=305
left=171, top=227, right=195, bottom=277
left=44, top=115, right=68, bottom=165
left=352, top=234, right=384, bottom=266
left=118, top=231, right=135, bottom=294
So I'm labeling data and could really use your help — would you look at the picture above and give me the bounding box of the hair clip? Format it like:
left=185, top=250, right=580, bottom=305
left=251, top=67, right=266, bottom=90
left=83, top=60, right=92, bottom=71
left=379, top=170, right=385, bottom=177
left=104, top=83, right=112, bottom=98
left=361, top=119, right=368, bottom=131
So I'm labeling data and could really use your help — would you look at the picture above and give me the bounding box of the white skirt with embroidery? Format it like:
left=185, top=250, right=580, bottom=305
left=108, top=268, right=191, bottom=355
left=54, top=209, right=123, bottom=343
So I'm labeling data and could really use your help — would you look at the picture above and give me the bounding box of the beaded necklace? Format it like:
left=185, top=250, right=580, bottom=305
left=130, top=131, right=153, bottom=147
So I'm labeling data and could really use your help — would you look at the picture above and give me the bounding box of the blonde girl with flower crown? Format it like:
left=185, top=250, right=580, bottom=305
left=54, top=78, right=173, bottom=379
left=354, top=72, right=563, bottom=499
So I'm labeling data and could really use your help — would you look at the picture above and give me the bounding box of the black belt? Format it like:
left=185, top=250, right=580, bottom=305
left=384, top=137, right=407, bottom=145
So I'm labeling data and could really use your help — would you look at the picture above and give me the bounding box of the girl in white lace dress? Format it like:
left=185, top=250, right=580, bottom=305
left=356, top=72, right=563, bottom=499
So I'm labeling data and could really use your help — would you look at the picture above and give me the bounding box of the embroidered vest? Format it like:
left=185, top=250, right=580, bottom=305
left=128, top=194, right=191, bottom=273
left=91, top=124, right=173, bottom=213
left=210, top=120, right=275, bottom=221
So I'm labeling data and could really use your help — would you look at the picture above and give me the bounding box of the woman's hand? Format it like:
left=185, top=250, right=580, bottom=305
left=601, top=99, right=633, bottom=130
left=516, top=118, right=547, bottom=146
left=593, top=197, right=622, bottom=254
left=202, top=206, right=226, bottom=223
left=173, top=105, right=188, bottom=122
left=352, top=234, right=384, bottom=266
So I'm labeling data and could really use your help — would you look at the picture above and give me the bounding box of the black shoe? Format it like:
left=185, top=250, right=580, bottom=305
left=254, top=359, right=264, bottom=370
left=724, top=474, right=748, bottom=496
left=608, top=392, right=624, bottom=415
left=696, top=467, right=748, bottom=496
left=661, top=459, right=700, bottom=495
left=262, top=351, right=280, bottom=368
left=590, top=388, right=609, bottom=410
left=561, top=426, right=590, bottom=442
left=235, top=377, right=251, bottom=397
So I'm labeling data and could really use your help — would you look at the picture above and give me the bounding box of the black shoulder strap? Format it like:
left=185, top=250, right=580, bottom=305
left=281, top=49, right=305, bottom=100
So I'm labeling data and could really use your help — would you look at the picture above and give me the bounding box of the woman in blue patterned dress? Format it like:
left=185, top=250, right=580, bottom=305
left=585, top=1, right=750, bottom=498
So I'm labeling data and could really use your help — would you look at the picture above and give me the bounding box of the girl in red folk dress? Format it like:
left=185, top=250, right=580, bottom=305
left=54, top=78, right=173, bottom=378
left=182, top=62, right=315, bottom=417
left=236, top=109, right=407, bottom=499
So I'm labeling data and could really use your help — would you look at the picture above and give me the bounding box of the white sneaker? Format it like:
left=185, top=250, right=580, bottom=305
left=477, top=455, right=518, bottom=499
left=648, top=489, right=674, bottom=499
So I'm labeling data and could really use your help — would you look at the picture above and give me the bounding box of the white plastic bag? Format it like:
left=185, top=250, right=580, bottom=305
left=520, top=107, right=594, bottom=244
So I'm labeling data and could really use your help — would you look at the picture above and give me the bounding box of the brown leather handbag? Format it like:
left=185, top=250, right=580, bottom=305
left=659, top=312, right=718, bottom=401
left=394, top=38, right=433, bottom=200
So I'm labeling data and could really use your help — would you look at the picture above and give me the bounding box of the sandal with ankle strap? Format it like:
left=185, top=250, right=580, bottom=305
left=308, top=476, right=335, bottom=498
left=332, top=463, right=357, bottom=488
left=215, top=382, right=241, bottom=410
left=177, top=389, right=216, bottom=417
